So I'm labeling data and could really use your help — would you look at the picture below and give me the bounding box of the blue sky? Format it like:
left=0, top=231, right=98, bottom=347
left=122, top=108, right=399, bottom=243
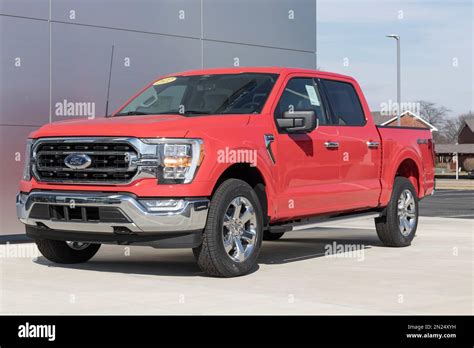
left=317, top=0, right=473, bottom=116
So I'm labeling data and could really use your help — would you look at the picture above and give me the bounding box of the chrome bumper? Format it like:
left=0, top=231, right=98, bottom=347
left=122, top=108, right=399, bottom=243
left=16, top=191, right=209, bottom=234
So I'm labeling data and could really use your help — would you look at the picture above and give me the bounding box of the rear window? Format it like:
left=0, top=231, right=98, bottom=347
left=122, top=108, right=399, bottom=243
left=321, top=80, right=365, bottom=126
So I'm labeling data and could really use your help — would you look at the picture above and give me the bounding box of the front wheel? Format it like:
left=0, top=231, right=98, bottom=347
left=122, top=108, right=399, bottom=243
left=375, top=177, right=419, bottom=247
left=36, top=239, right=101, bottom=264
left=193, top=179, right=263, bottom=277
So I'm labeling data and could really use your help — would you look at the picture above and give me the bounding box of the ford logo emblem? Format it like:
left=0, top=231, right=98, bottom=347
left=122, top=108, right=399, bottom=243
left=64, top=153, right=92, bottom=169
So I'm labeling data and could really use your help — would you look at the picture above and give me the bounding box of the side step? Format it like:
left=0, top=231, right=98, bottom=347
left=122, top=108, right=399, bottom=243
left=268, top=210, right=381, bottom=234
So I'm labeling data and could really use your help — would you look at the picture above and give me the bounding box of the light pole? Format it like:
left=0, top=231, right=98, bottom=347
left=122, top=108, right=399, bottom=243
left=386, top=34, right=401, bottom=126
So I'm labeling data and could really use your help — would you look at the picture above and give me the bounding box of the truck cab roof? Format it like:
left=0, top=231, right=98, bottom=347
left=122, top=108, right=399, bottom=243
left=163, top=66, right=356, bottom=82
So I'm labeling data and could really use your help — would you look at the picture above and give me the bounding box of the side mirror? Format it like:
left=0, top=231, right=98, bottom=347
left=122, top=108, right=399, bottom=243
left=276, top=110, right=318, bottom=133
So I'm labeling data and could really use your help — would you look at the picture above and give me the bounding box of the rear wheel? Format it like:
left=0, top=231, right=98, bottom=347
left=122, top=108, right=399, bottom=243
left=193, top=179, right=263, bottom=277
left=375, top=177, right=419, bottom=247
left=36, top=239, right=101, bottom=264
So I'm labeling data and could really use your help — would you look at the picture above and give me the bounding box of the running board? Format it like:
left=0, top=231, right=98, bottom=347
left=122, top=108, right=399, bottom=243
left=268, top=211, right=381, bottom=233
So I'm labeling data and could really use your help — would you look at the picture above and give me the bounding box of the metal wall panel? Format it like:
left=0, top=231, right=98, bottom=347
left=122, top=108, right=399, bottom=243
left=51, top=0, right=201, bottom=38
left=0, top=125, right=38, bottom=235
left=51, top=22, right=201, bottom=122
left=0, top=16, right=49, bottom=126
left=0, top=0, right=49, bottom=20
left=203, top=0, right=316, bottom=52
left=203, top=40, right=316, bottom=69
left=108, top=32, right=202, bottom=113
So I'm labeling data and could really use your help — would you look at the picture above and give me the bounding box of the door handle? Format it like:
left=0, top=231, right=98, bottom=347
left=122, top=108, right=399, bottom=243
left=367, top=141, right=380, bottom=149
left=324, top=141, right=339, bottom=149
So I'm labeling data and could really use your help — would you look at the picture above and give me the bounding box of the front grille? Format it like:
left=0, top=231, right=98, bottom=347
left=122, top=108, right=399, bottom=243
left=33, top=140, right=138, bottom=184
left=29, top=204, right=130, bottom=223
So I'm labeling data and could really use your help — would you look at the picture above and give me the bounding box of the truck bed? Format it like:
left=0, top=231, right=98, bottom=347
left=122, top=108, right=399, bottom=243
left=377, top=125, right=435, bottom=205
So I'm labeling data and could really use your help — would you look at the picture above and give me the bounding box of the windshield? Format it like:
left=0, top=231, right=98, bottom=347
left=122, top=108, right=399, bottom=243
left=116, top=73, right=279, bottom=116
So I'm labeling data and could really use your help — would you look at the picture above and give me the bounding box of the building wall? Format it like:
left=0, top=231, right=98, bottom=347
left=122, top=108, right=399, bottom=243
left=458, top=125, right=474, bottom=144
left=0, top=0, right=317, bottom=235
left=385, top=116, right=430, bottom=129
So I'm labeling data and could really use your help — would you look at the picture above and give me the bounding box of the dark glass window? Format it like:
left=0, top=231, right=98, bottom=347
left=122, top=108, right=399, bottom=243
left=116, top=73, right=278, bottom=116
left=275, top=78, right=327, bottom=125
left=322, top=80, right=365, bottom=126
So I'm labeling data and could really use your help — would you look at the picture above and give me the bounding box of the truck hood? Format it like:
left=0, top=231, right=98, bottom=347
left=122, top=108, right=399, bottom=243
left=29, top=114, right=250, bottom=139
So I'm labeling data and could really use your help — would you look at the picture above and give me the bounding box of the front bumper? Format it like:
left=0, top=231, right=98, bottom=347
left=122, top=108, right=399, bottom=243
left=16, top=191, right=209, bottom=235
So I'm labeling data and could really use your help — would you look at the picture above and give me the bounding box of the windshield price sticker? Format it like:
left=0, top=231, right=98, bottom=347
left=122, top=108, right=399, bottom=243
left=154, top=77, right=177, bottom=85
left=305, top=85, right=320, bottom=106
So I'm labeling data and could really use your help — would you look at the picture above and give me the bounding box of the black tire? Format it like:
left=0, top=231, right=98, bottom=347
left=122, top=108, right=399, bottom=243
left=263, top=230, right=285, bottom=241
left=36, top=239, right=101, bottom=264
left=375, top=177, right=419, bottom=247
left=193, top=179, right=263, bottom=277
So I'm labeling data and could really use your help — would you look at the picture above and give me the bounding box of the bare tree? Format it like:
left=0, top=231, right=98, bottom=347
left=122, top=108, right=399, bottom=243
left=459, top=111, right=474, bottom=122
left=442, top=117, right=463, bottom=143
left=412, top=101, right=472, bottom=143
left=415, top=101, right=453, bottom=143
left=440, top=112, right=473, bottom=143
left=417, top=101, right=450, bottom=129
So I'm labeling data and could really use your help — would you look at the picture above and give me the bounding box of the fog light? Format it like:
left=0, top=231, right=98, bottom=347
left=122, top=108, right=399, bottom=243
left=139, top=199, right=185, bottom=212
left=17, top=193, right=28, bottom=205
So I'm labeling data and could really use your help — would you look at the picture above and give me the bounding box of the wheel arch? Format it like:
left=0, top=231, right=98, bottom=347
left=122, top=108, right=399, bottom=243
left=394, top=157, right=421, bottom=195
left=211, top=163, right=274, bottom=225
left=380, top=149, right=424, bottom=206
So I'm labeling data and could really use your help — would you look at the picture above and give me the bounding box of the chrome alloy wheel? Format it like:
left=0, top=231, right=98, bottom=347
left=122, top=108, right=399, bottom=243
left=222, top=196, right=258, bottom=263
left=66, top=241, right=91, bottom=250
left=397, top=189, right=417, bottom=236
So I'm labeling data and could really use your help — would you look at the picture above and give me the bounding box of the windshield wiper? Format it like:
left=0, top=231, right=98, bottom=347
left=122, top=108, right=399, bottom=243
left=115, top=111, right=151, bottom=116
left=115, top=110, right=211, bottom=117
left=180, top=110, right=211, bottom=115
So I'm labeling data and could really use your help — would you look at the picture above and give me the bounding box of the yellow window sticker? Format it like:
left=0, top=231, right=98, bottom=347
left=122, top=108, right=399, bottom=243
left=153, top=77, right=177, bottom=85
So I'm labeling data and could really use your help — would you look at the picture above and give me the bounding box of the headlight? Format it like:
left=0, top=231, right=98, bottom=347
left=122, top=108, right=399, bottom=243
left=22, top=139, right=34, bottom=181
left=141, top=138, right=203, bottom=184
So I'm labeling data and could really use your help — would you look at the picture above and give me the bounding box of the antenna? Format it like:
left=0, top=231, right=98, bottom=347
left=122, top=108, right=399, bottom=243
left=105, top=44, right=115, bottom=117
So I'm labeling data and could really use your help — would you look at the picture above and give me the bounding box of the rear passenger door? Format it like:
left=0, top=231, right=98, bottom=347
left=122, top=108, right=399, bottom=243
left=320, top=78, right=382, bottom=210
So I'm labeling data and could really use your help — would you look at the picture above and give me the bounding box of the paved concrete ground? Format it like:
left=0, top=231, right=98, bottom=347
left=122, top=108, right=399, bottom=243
left=420, top=190, right=474, bottom=219
left=1, top=216, right=471, bottom=315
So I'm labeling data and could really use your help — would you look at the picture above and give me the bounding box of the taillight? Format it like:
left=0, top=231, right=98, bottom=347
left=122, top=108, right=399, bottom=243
left=428, top=139, right=435, bottom=165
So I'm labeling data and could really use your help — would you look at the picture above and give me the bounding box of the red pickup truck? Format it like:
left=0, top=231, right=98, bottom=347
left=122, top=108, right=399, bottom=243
left=17, top=67, right=435, bottom=277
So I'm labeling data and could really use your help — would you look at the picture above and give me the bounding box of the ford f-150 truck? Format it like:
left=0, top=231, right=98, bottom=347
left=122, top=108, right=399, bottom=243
left=16, top=67, right=435, bottom=277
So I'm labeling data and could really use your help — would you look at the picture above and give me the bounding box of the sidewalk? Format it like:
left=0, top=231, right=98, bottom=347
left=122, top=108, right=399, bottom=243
left=435, top=179, right=474, bottom=190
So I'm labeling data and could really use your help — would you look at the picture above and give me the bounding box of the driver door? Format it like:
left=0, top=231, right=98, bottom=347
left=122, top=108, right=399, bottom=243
left=272, top=75, right=342, bottom=220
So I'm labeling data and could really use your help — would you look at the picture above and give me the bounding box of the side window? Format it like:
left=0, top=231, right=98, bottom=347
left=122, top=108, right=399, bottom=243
left=275, top=78, right=327, bottom=126
left=321, top=80, right=365, bottom=126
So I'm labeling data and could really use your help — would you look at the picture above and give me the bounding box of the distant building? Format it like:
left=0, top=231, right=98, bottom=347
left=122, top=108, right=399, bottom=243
left=435, top=117, right=474, bottom=174
left=380, top=111, right=438, bottom=131
left=457, top=117, right=474, bottom=144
